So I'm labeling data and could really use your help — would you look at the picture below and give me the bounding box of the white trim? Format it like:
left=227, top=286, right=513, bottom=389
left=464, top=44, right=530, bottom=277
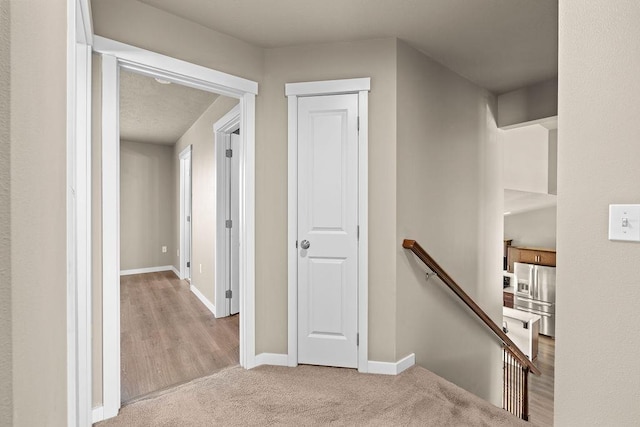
left=101, top=54, right=121, bottom=420
left=214, top=105, right=241, bottom=319
left=93, top=36, right=258, bottom=97
left=214, top=104, right=241, bottom=133
left=97, top=38, right=258, bottom=420
left=171, top=266, right=180, bottom=278
left=367, top=354, right=416, bottom=376
left=254, top=353, right=289, bottom=367
left=240, top=92, right=257, bottom=369
left=92, top=406, right=105, bottom=424
left=357, top=90, right=369, bottom=373
left=119, top=265, right=176, bottom=276
left=190, top=284, right=216, bottom=317
left=499, top=115, right=558, bottom=131
left=76, top=0, right=93, bottom=45
left=285, top=78, right=371, bottom=97
left=286, top=95, right=298, bottom=367
left=179, top=145, right=192, bottom=280
left=67, top=1, right=93, bottom=425
left=286, top=79, right=370, bottom=371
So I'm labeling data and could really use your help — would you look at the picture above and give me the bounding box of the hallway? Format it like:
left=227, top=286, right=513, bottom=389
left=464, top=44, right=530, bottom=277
left=121, top=271, right=239, bottom=403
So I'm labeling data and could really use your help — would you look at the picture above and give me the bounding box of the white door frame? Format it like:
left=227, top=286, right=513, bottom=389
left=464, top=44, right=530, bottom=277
left=179, top=145, right=192, bottom=280
left=214, top=105, right=241, bottom=318
left=285, top=78, right=370, bottom=372
left=67, top=0, right=93, bottom=425
left=94, top=36, right=258, bottom=421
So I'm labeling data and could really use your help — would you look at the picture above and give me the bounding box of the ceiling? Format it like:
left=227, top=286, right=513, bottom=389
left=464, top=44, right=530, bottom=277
left=119, top=69, right=218, bottom=145
left=137, top=0, right=558, bottom=94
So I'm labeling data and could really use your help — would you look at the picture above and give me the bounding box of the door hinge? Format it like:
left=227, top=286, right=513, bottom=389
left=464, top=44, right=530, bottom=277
left=357, top=116, right=360, bottom=131
left=357, top=225, right=360, bottom=240
left=226, top=290, right=232, bottom=299
left=295, top=240, right=298, bottom=248
left=226, top=219, right=232, bottom=228
left=186, top=261, right=190, bottom=268
left=187, top=215, right=191, bottom=222
left=357, top=333, right=359, bottom=346
left=226, top=148, right=233, bottom=158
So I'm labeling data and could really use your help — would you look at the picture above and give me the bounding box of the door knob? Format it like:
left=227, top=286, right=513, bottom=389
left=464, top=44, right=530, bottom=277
left=300, top=240, right=310, bottom=250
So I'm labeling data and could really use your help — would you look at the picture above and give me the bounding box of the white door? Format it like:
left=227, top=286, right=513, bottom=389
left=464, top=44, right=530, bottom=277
left=226, top=132, right=241, bottom=315
left=181, top=151, right=192, bottom=279
left=297, top=93, right=359, bottom=368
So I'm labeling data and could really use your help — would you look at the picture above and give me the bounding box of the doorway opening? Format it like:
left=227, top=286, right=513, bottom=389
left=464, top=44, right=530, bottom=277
left=500, top=118, right=558, bottom=426
left=117, top=67, right=241, bottom=405
left=95, top=36, right=258, bottom=421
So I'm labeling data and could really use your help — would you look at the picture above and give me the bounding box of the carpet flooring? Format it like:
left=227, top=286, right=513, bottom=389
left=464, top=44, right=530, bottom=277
left=97, top=364, right=526, bottom=426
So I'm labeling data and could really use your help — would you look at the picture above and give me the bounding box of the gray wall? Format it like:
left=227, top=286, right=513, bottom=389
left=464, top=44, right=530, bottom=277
left=497, top=78, right=557, bottom=128
left=504, top=206, right=557, bottom=249
left=555, top=0, right=640, bottom=424
left=395, top=40, right=502, bottom=404
left=91, top=0, right=264, bottom=83
left=10, top=0, right=68, bottom=424
left=90, top=0, right=512, bottom=408
left=173, top=96, right=239, bottom=305
left=260, top=38, right=398, bottom=360
left=120, top=140, right=175, bottom=270
left=548, top=129, right=557, bottom=195
left=0, top=0, right=11, bottom=423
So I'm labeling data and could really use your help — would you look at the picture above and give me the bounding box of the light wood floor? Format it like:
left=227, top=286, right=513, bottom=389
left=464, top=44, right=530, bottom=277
left=529, top=335, right=555, bottom=426
left=121, top=271, right=239, bottom=403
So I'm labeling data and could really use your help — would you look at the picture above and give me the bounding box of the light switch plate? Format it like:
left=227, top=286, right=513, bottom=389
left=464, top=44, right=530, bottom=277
left=609, top=204, right=640, bottom=241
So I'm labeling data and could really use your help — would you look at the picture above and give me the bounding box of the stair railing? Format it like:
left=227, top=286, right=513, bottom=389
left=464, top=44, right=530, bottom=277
left=402, top=239, right=540, bottom=421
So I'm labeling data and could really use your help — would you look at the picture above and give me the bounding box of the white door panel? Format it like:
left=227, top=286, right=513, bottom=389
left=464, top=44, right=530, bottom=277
left=229, top=133, right=240, bottom=315
left=297, top=94, right=358, bottom=368
left=184, top=154, right=192, bottom=279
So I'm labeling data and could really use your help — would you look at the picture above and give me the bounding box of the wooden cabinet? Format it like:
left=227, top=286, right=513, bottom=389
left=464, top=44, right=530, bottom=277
left=503, top=240, right=513, bottom=257
left=507, top=246, right=556, bottom=272
left=503, top=291, right=514, bottom=308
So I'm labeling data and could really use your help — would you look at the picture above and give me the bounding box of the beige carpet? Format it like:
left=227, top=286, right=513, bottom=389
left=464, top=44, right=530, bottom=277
left=97, top=364, right=526, bottom=426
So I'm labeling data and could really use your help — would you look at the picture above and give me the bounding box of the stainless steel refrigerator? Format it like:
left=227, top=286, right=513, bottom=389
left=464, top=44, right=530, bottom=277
left=514, top=262, right=556, bottom=337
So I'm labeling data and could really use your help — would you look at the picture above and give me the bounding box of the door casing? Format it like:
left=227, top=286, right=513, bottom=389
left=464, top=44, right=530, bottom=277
left=179, top=145, right=192, bottom=280
left=95, top=36, right=258, bottom=421
left=286, top=78, right=370, bottom=371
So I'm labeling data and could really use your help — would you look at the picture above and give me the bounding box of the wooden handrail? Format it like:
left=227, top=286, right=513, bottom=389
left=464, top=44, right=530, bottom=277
left=403, top=239, right=541, bottom=376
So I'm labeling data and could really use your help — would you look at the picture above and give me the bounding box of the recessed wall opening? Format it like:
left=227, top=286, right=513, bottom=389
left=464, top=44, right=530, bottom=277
left=500, top=119, right=558, bottom=426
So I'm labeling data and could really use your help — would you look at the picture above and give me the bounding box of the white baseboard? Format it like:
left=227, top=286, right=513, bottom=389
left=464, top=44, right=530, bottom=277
left=190, top=283, right=216, bottom=317
left=368, top=353, right=415, bottom=375
left=119, top=265, right=175, bottom=276
left=171, top=266, right=180, bottom=277
left=92, top=406, right=105, bottom=423
left=255, top=353, right=289, bottom=367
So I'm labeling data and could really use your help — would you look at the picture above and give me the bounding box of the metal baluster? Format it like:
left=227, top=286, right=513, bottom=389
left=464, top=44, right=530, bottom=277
left=523, top=367, right=530, bottom=421
left=502, top=348, right=505, bottom=410
left=511, top=359, right=516, bottom=413
left=518, top=364, right=522, bottom=418
left=504, top=354, right=511, bottom=411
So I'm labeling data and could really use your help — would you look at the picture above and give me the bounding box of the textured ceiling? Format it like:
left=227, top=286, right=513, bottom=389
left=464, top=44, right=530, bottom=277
left=137, top=0, right=558, bottom=94
left=119, top=69, right=219, bottom=145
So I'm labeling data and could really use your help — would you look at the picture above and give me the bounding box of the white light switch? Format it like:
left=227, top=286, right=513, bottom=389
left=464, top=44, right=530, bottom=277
left=162, top=246, right=167, bottom=253
left=609, top=204, right=640, bottom=241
